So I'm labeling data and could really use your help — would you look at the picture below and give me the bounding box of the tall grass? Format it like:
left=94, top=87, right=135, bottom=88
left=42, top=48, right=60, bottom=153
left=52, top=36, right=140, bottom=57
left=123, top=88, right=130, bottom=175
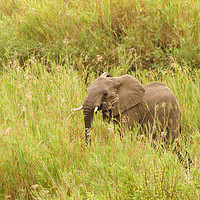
left=1, top=0, right=200, bottom=199
left=0, top=0, right=200, bottom=70
left=0, top=61, right=199, bottom=199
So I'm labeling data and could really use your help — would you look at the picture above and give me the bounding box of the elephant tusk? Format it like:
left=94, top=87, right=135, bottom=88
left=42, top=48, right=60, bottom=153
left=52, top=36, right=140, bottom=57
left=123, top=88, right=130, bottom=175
left=94, top=106, right=98, bottom=113
left=71, top=106, right=83, bottom=112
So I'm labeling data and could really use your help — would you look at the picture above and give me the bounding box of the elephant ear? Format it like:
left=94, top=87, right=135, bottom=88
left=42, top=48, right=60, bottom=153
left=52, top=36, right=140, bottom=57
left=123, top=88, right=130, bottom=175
left=112, top=75, right=145, bottom=115
left=100, top=72, right=110, bottom=77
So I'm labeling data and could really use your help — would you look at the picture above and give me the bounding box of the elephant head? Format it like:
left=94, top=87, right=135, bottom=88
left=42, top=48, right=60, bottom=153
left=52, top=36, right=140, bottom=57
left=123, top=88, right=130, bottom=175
left=82, top=73, right=145, bottom=145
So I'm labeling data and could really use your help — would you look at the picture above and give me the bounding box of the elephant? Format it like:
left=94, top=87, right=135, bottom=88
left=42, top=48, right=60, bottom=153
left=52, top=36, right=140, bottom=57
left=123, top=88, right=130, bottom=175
left=73, top=72, right=182, bottom=146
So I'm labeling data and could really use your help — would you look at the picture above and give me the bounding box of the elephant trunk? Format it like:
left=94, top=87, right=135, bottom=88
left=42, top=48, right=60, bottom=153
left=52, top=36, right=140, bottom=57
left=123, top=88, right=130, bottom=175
left=83, top=97, right=96, bottom=145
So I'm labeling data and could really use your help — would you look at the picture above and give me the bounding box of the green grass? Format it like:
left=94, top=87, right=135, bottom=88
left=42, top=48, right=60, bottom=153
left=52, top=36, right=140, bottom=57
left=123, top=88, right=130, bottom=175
left=0, top=62, right=199, bottom=199
left=0, top=0, right=200, bottom=69
left=0, top=0, right=200, bottom=199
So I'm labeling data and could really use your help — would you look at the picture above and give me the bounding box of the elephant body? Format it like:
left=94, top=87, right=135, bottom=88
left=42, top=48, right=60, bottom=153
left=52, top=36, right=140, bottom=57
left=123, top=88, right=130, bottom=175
left=112, top=82, right=181, bottom=142
left=83, top=73, right=181, bottom=145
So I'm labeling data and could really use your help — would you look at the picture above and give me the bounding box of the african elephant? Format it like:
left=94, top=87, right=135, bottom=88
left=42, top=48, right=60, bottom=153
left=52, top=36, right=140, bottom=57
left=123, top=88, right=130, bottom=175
left=73, top=72, right=181, bottom=146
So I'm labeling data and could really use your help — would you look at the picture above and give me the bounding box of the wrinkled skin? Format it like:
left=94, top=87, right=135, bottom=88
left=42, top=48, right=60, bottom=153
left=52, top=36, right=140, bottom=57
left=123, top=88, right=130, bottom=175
left=83, top=73, right=181, bottom=146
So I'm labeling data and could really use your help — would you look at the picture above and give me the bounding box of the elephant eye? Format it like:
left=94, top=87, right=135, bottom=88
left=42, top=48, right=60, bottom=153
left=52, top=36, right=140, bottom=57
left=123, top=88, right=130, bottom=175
left=103, top=93, right=108, bottom=97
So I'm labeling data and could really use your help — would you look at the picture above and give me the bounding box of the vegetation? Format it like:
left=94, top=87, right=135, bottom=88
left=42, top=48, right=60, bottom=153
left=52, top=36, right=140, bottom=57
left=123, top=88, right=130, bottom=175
left=0, top=0, right=200, bottom=199
left=0, top=62, right=200, bottom=199
left=0, top=0, right=200, bottom=70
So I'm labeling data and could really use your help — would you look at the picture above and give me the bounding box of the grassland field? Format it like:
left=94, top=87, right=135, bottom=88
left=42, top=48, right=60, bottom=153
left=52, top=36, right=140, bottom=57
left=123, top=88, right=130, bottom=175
left=0, top=0, right=200, bottom=199
left=0, top=0, right=200, bottom=69
left=0, top=63, right=200, bottom=199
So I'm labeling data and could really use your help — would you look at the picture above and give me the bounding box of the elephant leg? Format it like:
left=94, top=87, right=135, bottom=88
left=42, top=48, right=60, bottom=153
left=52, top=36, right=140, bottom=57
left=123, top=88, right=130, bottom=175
left=112, top=115, right=124, bottom=140
left=165, top=109, right=181, bottom=143
left=172, top=139, right=192, bottom=169
left=115, top=112, right=141, bottom=141
left=102, top=110, right=111, bottom=123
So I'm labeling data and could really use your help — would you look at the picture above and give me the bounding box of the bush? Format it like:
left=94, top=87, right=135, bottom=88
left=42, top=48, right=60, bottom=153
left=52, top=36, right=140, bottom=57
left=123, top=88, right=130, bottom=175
left=0, top=0, right=200, bottom=71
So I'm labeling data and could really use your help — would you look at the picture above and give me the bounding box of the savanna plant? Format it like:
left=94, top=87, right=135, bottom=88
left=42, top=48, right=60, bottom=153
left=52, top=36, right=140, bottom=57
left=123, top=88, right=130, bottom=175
left=0, top=0, right=200, bottom=70
left=0, top=61, right=200, bottom=199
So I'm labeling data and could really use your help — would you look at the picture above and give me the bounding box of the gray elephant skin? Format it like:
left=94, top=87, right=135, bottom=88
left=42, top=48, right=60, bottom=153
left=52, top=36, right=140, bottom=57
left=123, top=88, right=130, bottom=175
left=82, top=72, right=181, bottom=146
